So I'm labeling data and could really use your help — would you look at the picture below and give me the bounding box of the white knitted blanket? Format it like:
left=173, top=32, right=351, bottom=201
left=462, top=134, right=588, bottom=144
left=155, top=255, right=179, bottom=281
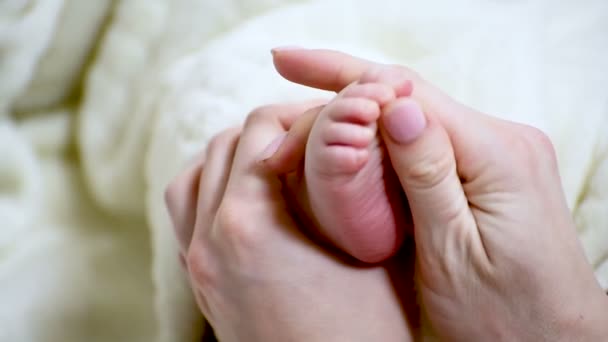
left=1, top=0, right=606, bottom=341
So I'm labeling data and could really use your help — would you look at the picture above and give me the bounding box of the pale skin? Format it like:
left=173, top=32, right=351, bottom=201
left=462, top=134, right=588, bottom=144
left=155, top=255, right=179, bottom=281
left=291, top=79, right=412, bottom=263
left=166, top=101, right=419, bottom=342
left=165, top=48, right=608, bottom=341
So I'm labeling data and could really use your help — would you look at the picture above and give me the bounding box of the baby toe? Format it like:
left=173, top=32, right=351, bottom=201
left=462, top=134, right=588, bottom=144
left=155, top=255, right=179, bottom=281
left=325, top=97, right=380, bottom=125
left=322, top=121, right=376, bottom=148
left=340, top=82, right=395, bottom=106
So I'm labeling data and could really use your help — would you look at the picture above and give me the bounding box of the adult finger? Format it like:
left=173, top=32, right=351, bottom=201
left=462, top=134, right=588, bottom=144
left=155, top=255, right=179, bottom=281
left=192, top=100, right=323, bottom=237
left=272, top=48, right=505, bottom=187
left=379, top=98, right=482, bottom=258
left=276, top=99, right=329, bottom=128
left=273, top=48, right=377, bottom=92
left=221, top=103, right=312, bottom=232
left=272, top=48, right=420, bottom=92
left=260, top=105, right=325, bottom=173
left=248, top=99, right=327, bottom=171
left=192, top=127, right=242, bottom=244
left=261, top=79, right=411, bottom=174
left=165, top=152, right=206, bottom=253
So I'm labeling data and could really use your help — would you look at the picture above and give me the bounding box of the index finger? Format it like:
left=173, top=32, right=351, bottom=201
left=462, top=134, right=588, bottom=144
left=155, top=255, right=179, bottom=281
left=272, top=48, right=421, bottom=93
left=225, top=102, right=322, bottom=199
left=272, top=48, right=373, bottom=92
left=261, top=105, right=325, bottom=174
left=272, top=48, right=503, bottom=184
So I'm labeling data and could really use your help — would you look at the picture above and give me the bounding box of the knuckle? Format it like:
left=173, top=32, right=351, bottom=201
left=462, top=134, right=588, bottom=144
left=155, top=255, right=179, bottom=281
left=507, top=135, right=530, bottom=160
left=214, top=201, right=243, bottom=230
left=496, top=123, right=561, bottom=186
left=244, top=105, right=277, bottom=128
left=405, top=149, right=456, bottom=189
left=163, top=173, right=193, bottom=218
left=214, top=200, right=258, bottom=252
left=164, top=179, right=179, bottom=209
left=510, top=125, right=558, bottom=168
left=524, top=126, right=556, bottom=156
left=206, top=127, right=240, bottom=152
left=186, top=245, right=214, bottom=288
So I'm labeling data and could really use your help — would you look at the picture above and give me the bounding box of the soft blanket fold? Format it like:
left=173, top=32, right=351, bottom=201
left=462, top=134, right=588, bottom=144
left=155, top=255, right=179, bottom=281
left=1, top=0, right=607, bottom=341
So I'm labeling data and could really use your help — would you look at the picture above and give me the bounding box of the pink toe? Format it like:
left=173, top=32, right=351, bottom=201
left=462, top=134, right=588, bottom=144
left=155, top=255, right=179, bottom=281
left=326, top=98, right=380, bottom=124
left=310, top=145, right=369, bottom=176
left=322, top=122, right=376, bottom=148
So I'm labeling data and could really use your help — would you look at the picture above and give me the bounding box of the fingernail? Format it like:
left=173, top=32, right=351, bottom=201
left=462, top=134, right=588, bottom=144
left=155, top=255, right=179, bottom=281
left=383, top=100, right=427, bottom=144
left=257, top=132, right=288, bottom=162
left=271, top=46, right=305, bottom=55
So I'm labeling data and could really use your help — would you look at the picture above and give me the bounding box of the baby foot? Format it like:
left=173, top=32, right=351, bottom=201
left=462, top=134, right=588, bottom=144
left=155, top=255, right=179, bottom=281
left=301, top=82, right=409, bottom=263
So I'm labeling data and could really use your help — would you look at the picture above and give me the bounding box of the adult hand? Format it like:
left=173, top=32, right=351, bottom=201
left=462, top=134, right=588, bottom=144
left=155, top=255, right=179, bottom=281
left=266, top=48, right=608, bottom=341
left=165, top=101, right=418, bottom=342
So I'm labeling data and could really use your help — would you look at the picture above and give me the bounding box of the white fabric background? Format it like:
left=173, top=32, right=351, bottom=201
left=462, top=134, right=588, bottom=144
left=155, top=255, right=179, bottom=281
left=1, top=0, right=606, bottom=341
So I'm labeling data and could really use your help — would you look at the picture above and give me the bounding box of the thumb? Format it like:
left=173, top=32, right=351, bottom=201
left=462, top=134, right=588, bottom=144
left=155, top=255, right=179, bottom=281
left=380, top=98, right=475, bottom=251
